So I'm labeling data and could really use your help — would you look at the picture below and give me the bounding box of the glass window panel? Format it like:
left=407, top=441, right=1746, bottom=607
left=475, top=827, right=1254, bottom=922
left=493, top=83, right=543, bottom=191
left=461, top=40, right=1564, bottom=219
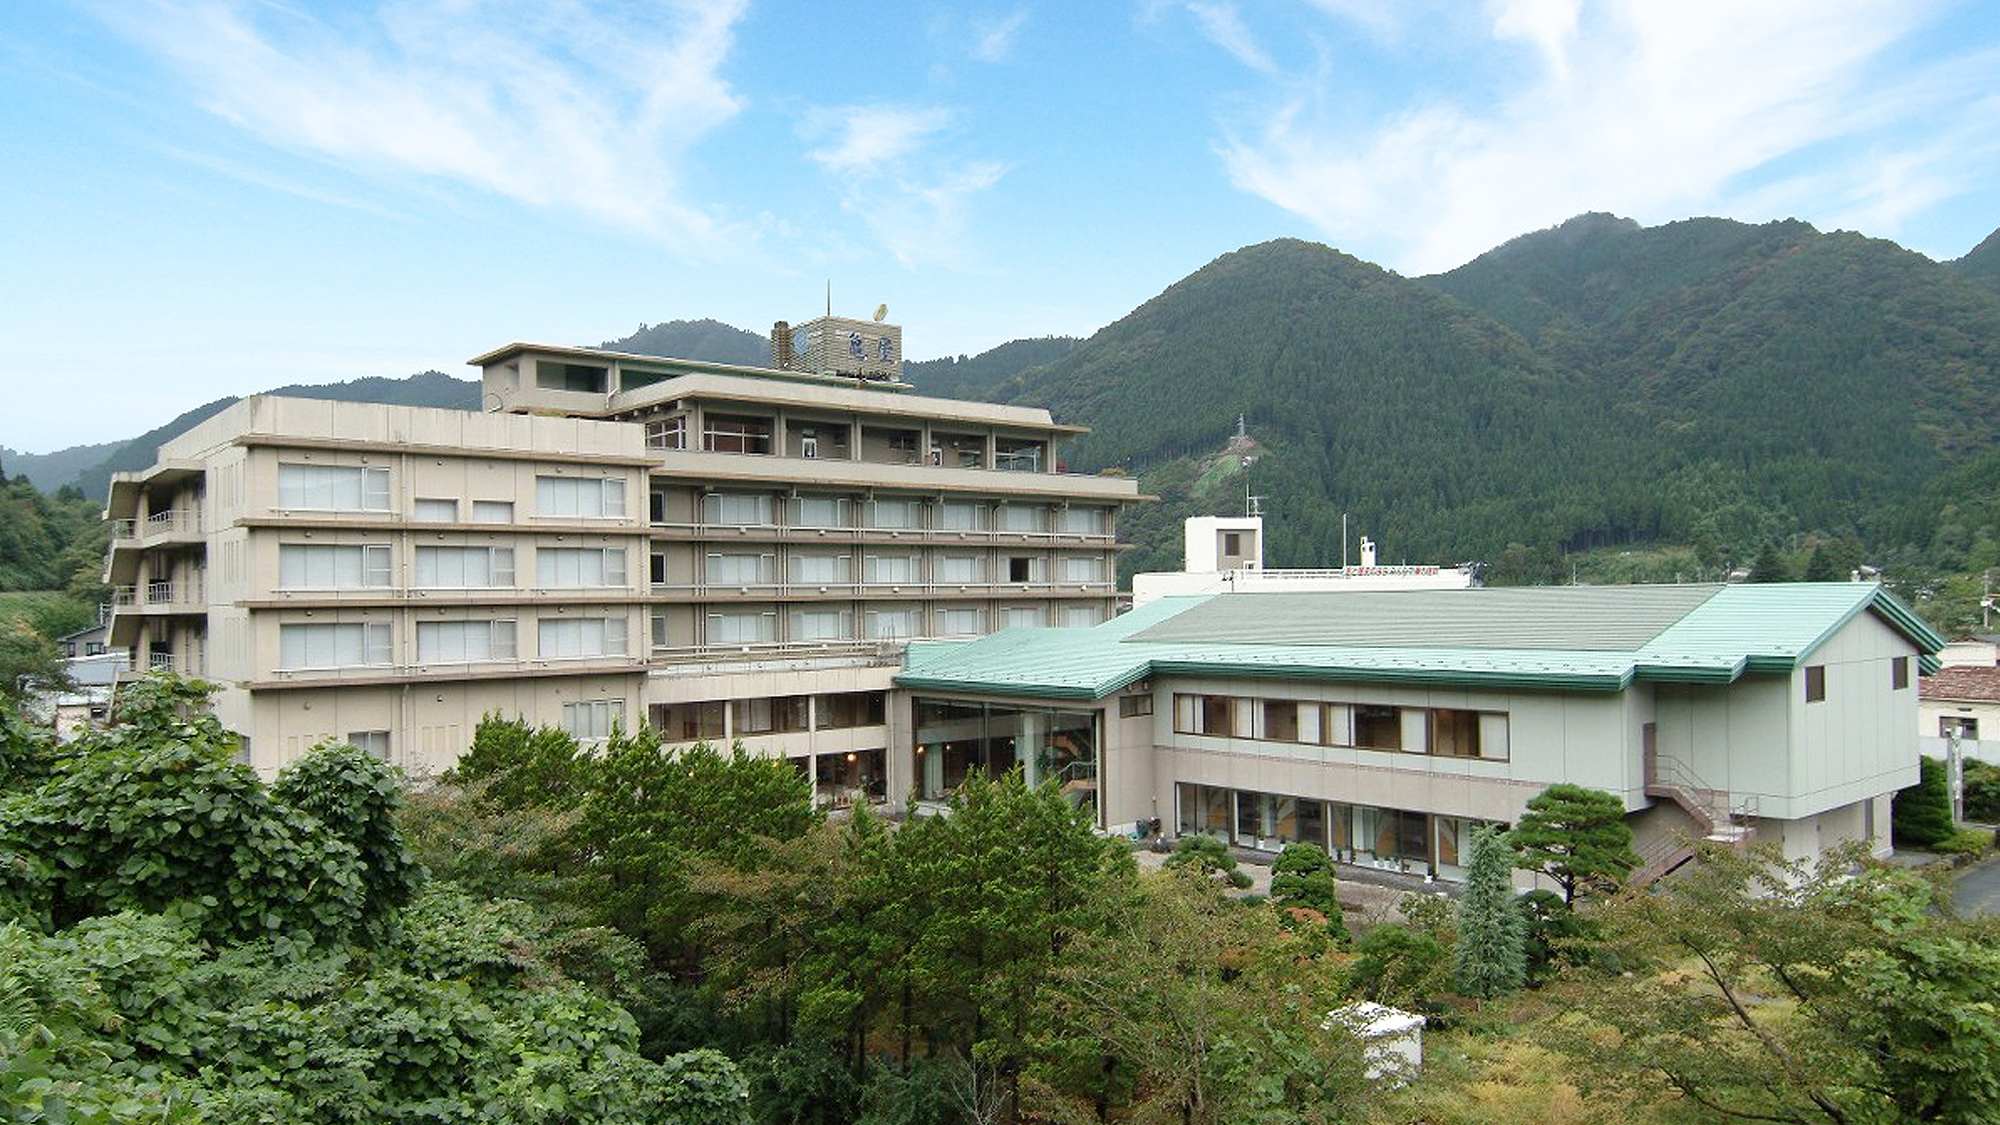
left=414, top=498, right=457, bottom=522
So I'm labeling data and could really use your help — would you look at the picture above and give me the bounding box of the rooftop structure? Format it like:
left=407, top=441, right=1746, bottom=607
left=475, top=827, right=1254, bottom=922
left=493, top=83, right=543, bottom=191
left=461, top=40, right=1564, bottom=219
left=1131, top=515, right=1472, bottom=607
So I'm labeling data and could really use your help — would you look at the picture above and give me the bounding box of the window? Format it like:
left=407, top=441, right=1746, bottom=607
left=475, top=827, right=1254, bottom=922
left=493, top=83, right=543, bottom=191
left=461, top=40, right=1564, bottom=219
left=818, top=692, right=886, bottom=728
left=703, top=492, right=774, bottom=525
left=1223, top=532, right=1241, bottom=554
left=1060, top=604, right=1104, bottom=628
left=865, top=607, right=919, bottom=639
left=1805, top=664, right=1826, bottom=702
left=653, top=700, right=724, bottom=742
left=705, top=552, right=774, bottom=584
left=347, top=730, right=390, bottom=761
left=936, top=555, right=986, bottom=583
left=707, top=611, right=777, bottom=644
left=278, top=464, right=389, bottom=511
left=1057, top=507, right=1106, bottom=535
left=1942, top=716, right=1981, bottom=740
left=471, top=500, right=514, bottom=524
left=414, top=498, right=457, bottom=522
left=537, top=476, right=625, bottom=519
left=1060, top=555, right=1106, bottom=583
left=994, top=438, right=1043, bottom=472
left=732, top=696, right=809, bottom=735
left=1003, top=606, right=1042, bottom=628
left=279, top=622, right=392, bottom=668
left=417, top=619, right=515, bottom=663
left=1354, top=705, right=1402, bottom=750
left=790, top=495, right=849, bottom=527
left=788, top=552, right=852, bottom=584
left=790, top=608, right=853, bottom=641
left=1891, top=656, right=1910, bottom=690
left=865, top=499, right=921, bottom=529
left=562, top=699, right=623, bottom=741
left=936, top=501, right=987, bottom=530
left=1006, top=556, right=1041, bottom=583
left=996, top=504, right=1045, bottom=533
left=1174, top=694, right=1241, bottom=737
left=936, top=606, right=984, bottom=636
left=644, top=417, right=687, bottom=451
left=414, top=546, right=514, bottom=588
left=863, top=553, right=920, bottom=584
left=1430, top=709, right=1481, bottom=758
left=537, top=362, right=607, bottom=393
left=702, top=414, right=773, bottom=454
left=279, top=544, right=391, bottom=589
left=650, top=610, right=669, bottom=649
left=538, top=617, right=627, bottom=658
left=1119, top=694, right=1153, bottom=718
left=537, top=547, right=628, bottom=588
left=1263, top=699, right=1300, bottom=742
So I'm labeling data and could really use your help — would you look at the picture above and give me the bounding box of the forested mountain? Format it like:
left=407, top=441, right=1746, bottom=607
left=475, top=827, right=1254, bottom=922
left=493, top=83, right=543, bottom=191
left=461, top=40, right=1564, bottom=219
left=904, top=336, right=1079, bottom=399
left=1957, top=226, right=2000, bottom=294
left=0, top=441, right=122, bottom=493
left=600, top=317, right=771, bottom=365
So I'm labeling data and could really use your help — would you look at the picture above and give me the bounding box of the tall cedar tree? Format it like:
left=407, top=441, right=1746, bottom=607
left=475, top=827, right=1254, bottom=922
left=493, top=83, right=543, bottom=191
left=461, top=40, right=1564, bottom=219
left=1452, top=826, right=1526, bottom=998
left=1510, top=784, right=1638, bottom=904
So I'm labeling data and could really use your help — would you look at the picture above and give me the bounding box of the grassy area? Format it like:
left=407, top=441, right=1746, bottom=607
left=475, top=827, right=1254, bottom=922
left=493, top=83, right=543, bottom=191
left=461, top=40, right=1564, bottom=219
left=0, top=589, right=96, bottom=639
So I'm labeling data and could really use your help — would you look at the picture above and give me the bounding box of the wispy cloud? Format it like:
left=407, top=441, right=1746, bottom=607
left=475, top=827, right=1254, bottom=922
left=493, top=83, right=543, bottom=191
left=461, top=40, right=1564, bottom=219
left=1212, top=0, right=2000, bottom=271
left=89, top=0, right=751, bottom=251
left=802, top=104, right=1008, bottom=267
left=972, top=10, right=1029, bottom=62
left=1185, top=2, right=1278, bottom=74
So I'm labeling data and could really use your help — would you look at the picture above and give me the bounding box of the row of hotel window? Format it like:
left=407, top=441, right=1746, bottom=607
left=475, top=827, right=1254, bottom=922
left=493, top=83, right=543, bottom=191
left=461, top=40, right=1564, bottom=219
left=643, top=414, right=1048, bottom=471
left=667, top=602, right=1107, bottom=645
left=276, top=544, right=1112, bottom=590
left=276, top=465, right=624, bottom=519
left=651, top=691, right=888, bottom=741
left=1172, top=694, right=1509, bottom=759
left=275, top=618, right=626, bottom=669
left=272, top=464, right=1112, bottom=535
left=689, top=493, right=1110, bottom=534
left=1177, top=782, right=1501, bottom=879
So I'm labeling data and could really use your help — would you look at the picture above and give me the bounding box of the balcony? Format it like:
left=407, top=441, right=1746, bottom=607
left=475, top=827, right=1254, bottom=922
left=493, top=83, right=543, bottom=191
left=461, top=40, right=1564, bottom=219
left=646, top=447, right=1137, bottom=501
left=647, top=580, right=1115, bottom=602
left=110, top=580, right=207, bottom=613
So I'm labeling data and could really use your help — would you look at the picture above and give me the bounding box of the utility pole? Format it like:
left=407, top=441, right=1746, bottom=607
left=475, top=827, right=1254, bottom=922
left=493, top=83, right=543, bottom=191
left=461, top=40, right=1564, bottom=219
left=1341, top=513, right=1348, bottom=570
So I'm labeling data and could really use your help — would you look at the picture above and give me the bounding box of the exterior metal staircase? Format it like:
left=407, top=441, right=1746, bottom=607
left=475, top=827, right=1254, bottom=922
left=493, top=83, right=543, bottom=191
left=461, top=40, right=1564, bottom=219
left=1633, top=741, right=1757, bottom=886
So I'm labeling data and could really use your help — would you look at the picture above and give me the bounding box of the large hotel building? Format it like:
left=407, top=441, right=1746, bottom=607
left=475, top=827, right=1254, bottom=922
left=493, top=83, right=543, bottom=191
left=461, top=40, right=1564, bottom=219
left=104, top=316, right=1139, bottom=807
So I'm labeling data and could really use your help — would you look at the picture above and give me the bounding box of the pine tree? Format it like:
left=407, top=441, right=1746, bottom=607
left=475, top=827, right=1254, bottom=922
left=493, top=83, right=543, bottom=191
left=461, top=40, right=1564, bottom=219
left=1747, top=541, right=1793, bottom=583
left=1511, top=784, right=1638, bottom=904
left=1452, top=826, right=1526, bottom=999
left=1802, top=546, right=1840, bottom=582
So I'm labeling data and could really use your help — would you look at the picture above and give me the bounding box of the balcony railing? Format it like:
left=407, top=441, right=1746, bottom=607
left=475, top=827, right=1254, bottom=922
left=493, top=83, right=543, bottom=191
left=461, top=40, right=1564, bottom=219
left=110, top=581, right=205, bottom=609
left=647, top=520, right=1116, bottom=544
left=111, top=510, right=202, bottom=542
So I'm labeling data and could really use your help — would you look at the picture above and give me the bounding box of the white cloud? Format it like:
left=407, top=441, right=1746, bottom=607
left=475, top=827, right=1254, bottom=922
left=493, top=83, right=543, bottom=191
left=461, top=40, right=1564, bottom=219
left=91, top=0, right=750, bottom=251
left=973, top=10, right=1029, bottom=62
left=801, top=104, right=1008, bottom=267
left=1185, top=2, right=1278, bottom=74
left=1216, top=0, right=1999, bottom=272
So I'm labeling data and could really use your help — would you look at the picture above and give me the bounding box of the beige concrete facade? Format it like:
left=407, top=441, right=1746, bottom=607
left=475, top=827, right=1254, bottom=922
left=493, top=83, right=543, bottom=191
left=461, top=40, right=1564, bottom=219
left=104, top=345, right=1141, bottom=795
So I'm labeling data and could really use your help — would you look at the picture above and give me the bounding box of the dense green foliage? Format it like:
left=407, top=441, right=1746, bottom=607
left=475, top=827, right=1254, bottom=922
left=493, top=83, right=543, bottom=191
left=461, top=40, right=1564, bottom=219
left=902, top=336, right=1078, bottom=401
left=1164, top=831, right=1254, bottom=888
left=0, top=477, right=103, bottom=594
left=0, top=678, right=752, bottom=1123
left=601, top=318, right=773, bottom=367
left=1955, top=225, right=2000, bottom=295
left=1270, top=841, right=1347, bottom=941
left=1451, top=828, right=1525, bottom=999
left=1893, top=755, right=1956, bottom=847
left=1510, top=784, right=1638, bottom=904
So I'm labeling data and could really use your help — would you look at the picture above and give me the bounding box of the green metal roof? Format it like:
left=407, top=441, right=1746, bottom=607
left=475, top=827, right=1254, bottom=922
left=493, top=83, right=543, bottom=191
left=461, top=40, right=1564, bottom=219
left=893, top=582, right=1945, bottom=700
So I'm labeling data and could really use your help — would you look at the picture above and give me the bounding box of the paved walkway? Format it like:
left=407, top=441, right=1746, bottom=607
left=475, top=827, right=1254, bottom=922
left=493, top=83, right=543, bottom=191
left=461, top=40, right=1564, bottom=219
left=1953, top=853, right=2000, bottom=915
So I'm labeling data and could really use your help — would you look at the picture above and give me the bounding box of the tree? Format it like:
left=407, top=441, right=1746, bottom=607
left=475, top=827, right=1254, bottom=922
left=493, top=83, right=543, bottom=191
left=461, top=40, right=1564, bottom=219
left=1747, top=540, right=1793, bottom=583
left=1510, top=784, right=1638, bottom=904
left=1270, top=842, right=1346, bottom=941
left=1452, top=826, right=1525, bottom=998
left=1801, top=545, right=1840, bottom=582
left=1163, top=833, right=1252, bottom=889
left=1892, top=755, right=1954, bottom=847
left=1547, top=843, right=2000, bottom=1125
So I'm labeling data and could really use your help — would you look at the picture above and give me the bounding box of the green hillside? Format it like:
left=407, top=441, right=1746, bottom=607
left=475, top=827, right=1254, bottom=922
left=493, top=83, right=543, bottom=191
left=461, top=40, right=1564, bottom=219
left=1956, top=226, right=2000, bottom=295
left=0, top=440, right=124, bottom=493
left=904, top=335, right=1079, bottom=399
left=600, top=318, right=771, bottom=365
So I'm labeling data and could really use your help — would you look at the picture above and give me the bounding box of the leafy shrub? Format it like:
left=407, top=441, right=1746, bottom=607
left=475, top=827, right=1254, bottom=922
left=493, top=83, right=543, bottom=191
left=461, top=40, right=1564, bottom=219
left=1893, top=756, right=1954, bottom=847
left=1963, top=758, right=2000, bottom=823
left=1348, top=923, right=1448, bottom=1009
left=1937, top=826, right=1995, bottom=856
left=1164, top=834, right=1252, bottom=889
left=274, top=741, right=424, bottom=938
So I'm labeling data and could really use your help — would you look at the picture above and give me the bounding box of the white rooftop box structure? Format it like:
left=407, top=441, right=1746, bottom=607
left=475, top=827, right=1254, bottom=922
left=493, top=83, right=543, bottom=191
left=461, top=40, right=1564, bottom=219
left=1132, top=516, right=1473, bottom=607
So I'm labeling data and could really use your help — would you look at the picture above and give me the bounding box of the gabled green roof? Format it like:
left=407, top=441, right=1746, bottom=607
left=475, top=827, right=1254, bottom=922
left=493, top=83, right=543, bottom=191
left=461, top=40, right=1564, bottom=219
left=892, top=582, right=1945, bottom=700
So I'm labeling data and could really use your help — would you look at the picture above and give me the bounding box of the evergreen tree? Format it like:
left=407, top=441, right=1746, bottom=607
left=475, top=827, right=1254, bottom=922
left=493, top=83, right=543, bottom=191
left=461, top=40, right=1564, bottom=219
left=1510, top=784, right=1639, bottom=904
left=1892, top=755, right=1954, bottom=847
left=1452, top=827, right=1526, bottom=998
left=1747, top=541, right=1793, bottom=583
left=1801, top=545, right=1840, bottom=582
left=1270, top=842, right=1345, bottom=942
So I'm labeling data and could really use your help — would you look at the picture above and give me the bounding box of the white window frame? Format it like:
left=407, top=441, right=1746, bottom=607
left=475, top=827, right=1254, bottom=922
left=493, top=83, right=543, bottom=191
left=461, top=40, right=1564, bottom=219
left=703, top=492, right=776, bottom=526
left=562, top=699, right=624, bottom=742
left=537, top=476, right=626, bottom=520
left=471, top=500, right=514, bottom=524
left=277, top=464, right=391, bottom=512
left=413, top=546, right=515, bottom=589
left=416, top=619, right=517, bottom=663
left=537, top=546, right=629, bottom=588
left=707, top=610, right=778, bottom=645
left=537, top=617, right=629, bottom=659
left=278, top=622, right=393, bottom=669
left=413, top=498, right=458, bottom=522
left=278, top=544, right=392, bottom=590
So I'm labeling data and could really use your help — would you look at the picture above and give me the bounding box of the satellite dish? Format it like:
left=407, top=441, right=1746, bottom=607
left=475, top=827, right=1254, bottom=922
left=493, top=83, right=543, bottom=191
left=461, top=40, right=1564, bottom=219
left=873, top=303, right=887, bottom=322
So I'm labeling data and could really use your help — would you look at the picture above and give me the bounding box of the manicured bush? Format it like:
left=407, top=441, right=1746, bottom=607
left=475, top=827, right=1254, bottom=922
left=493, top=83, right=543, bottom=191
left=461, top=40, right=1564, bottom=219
left=1893, top=756, right=1954, bottom=848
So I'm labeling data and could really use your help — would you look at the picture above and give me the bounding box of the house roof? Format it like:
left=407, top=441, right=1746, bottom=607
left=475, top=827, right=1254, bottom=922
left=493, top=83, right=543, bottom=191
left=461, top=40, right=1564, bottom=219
left=1921, top=665, right=2000, bottom=703
left=895, top=582, right=1945, bottom=701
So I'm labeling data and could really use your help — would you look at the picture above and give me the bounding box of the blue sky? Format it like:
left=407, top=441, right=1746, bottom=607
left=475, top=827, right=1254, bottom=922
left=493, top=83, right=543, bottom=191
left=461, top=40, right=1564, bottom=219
left=4, top=0, right=1999, bottom=452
